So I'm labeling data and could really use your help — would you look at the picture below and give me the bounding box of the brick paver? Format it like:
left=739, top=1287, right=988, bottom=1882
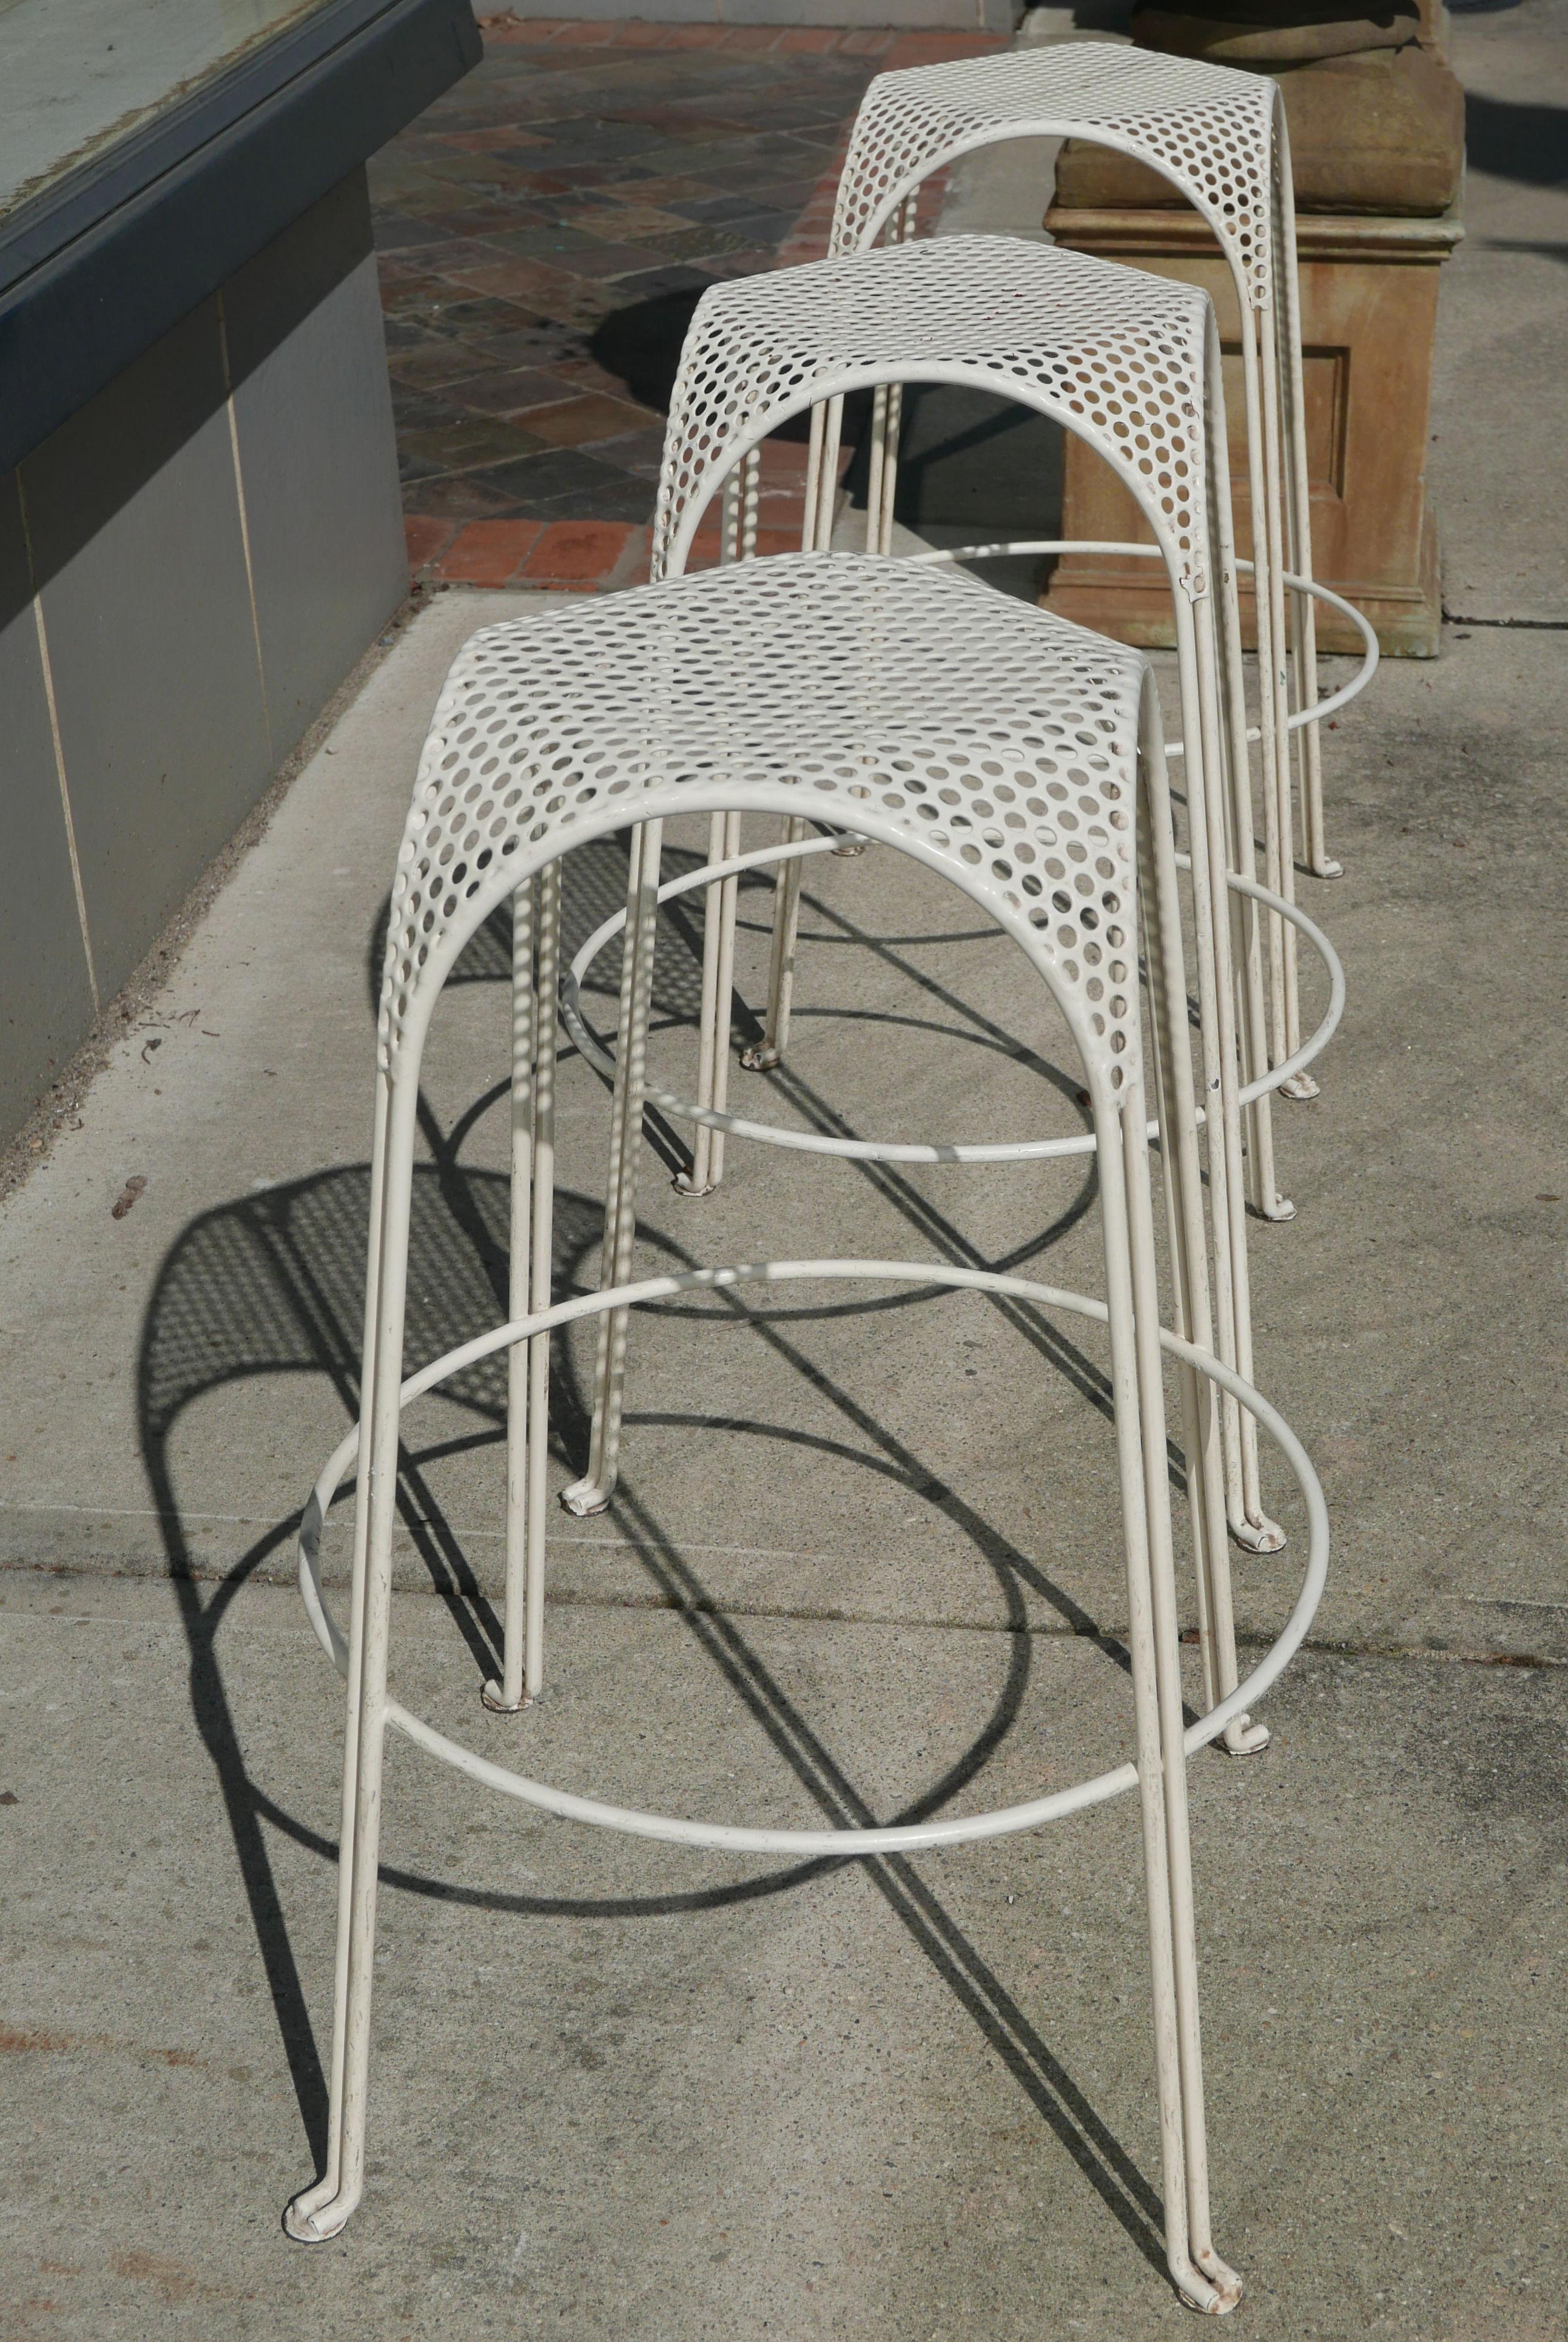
left=375, top=13, right=1003, bottom=589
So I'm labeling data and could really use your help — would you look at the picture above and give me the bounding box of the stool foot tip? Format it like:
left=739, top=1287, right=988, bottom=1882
left=560, top=1477, right=611, bottom=1518
left=739, top=1044, right=782, bottom=1072
left=284, top=2189, right=355, bottom=2244
left=481, top=1679, right=535, bottom=1714
left=1171, top=2246, right=1243, bottom=2314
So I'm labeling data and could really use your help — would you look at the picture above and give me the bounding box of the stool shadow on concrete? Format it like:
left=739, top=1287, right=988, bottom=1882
left=371, top=827, right=1115, bottom=1350
left=1464, top=90, right=1568, bottom=185
left=132, top=840, right=1199, bottom=2276
left=591, top=291, right=876, bottom=456
left=427, top=829, right=1115, bottom=1358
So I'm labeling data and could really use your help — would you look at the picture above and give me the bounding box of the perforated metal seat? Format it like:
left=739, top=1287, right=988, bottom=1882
left=655, top=234, right=1217, bottom=593
left=283, top=555, right=1328, bottom=2315
left=640, top=230, right=1323, bottom=1545
left=826, top=38, right=1371, bottom=901
left=835, top=44, right=1279, bottom=275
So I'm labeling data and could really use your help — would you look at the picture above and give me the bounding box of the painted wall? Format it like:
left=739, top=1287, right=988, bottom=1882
left=0, top=169, right=406, bottom=1144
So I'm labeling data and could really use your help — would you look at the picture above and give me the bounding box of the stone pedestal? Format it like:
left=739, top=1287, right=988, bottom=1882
left=1038, top=8, right=1464, bottom=656
left=1040, top=198, right=1462, bottom=656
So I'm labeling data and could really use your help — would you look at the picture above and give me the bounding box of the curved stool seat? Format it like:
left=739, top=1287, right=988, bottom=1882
left=826, top=38, right=1364, bottom=886
left=656, top=238, right=1304, bottom=1210
left=641, top=238, right=1300, bottom=1540
left=282, top=553, right=1330, bottom=2312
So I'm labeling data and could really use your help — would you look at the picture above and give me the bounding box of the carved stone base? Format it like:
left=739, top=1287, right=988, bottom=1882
left=1040, top=203, right=1462, bottom=657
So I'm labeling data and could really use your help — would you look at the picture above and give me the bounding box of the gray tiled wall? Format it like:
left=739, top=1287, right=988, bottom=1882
left=25, top=298, right=275, bottom=1004
left=0, top=476, right=98, bottom=1138
left=227, top=175, right=406, bottom=765
left=0, top=169, right=407, bottom=1148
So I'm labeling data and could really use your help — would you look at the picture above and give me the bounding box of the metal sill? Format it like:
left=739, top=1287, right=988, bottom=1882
left=0, top=0, right=481, bottom=476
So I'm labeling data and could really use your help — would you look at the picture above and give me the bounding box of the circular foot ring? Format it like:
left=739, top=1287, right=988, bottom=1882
left=560, top=848, right=1344, bottom=1167
left=297, top=1258, right=1328, bottom=1859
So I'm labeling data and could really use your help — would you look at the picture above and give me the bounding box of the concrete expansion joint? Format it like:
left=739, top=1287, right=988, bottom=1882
left=7, top=1564, right=1566, bottom=1673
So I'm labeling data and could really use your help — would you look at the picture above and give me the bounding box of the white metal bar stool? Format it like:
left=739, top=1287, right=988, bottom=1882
left=285, top=553, right=1329, bottom=2315
left=825, top=40, right=1381, bottom=938
left=611, top=232, right=1343, bottom=1546
left=561, top=550, right=1292, bottom=1746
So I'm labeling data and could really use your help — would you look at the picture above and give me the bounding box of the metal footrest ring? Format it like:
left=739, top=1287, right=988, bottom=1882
left=903, top=540, right=1379, bottom=751
left=556, top=843, right=1344, bottom=1168
left=297, top=1257, right=1328, bottom=1858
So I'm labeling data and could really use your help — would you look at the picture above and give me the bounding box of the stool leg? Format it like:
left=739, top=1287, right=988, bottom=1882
left=747, top=379, right=851, bottom=1072
left=1170, top=597, right=1240, bottom=1535
left=1123, top=1099, right=1243, bottom=2310
left=485, top=880, right=536, bottom=1712
left=284, top=1074, right=389, bottom=2236
left=676, top=812, right=730, bottom=1200
left=864, top=379, right=904, bottom=560
left=525, top=863, right=560, bottom=1695
left=1222, top=321, right=1292, bottom=1223
left=678, top=806, right=744, bottom=1196
left=877, top=383, right=903, bottom=559
left=1138, top=710, right=1267, bottom=1755
left=865, top=385, right=890, bottom=553
left=741, top=819, right=807, bottom=1072
left=813, top=396, right=844, bottom=553
left=720, top=462, right=757, bottom=1117
left=1178, top=594, right=1281, bottom=1551
left=1100, top=1084, right=1241, bottom=2315
left=1194, top=553, right=1284, bottom=1550
left=1199, top=628, right=1283, bottom=1555
left=286, top=1073, right=418, bottom=2241
left=707, top=810, right=742, bottom=1189
left=562, top=821, right=664, bottom=1516
left=562, top=825, right=644, bottom=1510
left=488, top=867, right=560, bottom=1705
left=1275, top=132, right=1338, bottom=885
left=803, top=403, right=829, bottom=554
left=1257, top=306, right=1305, bottom=1077
left=679, top=457, right=758, bottom=1200
left=1239, top=308, right=1294, bottom=1111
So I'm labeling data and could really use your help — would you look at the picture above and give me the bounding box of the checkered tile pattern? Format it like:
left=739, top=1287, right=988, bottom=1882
left=378, top=15, right=1003, bottom=589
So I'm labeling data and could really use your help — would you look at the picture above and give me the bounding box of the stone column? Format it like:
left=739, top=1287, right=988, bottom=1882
left=1041, top=0, right=1465, bottom=653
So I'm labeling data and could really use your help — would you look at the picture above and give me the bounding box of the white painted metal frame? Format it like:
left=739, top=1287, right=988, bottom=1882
left=565, top=550, right=1273, bottom=1604
left=826, top=41, right=1368, bottom=924
left=635, top=236, right=1295, bottom=1544
left=284, top=556, right=1330, bottom=2312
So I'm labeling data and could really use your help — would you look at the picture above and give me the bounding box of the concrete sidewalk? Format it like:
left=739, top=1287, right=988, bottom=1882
left=3, top=6, right=1567, bottom=2335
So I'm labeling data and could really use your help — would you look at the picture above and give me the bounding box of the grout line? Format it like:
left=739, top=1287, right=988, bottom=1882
left=15, top=473, right=99, bottom=1014
left=2, top=1559, right=1564, bottom=1671
left=0, top=1496, right=995, bottom=1572
left=217, top=290, right=274, bottom=763
left=1444, top=611, right=1568, bottom=631
left=1465, top=1593, right=1568, bottom=1613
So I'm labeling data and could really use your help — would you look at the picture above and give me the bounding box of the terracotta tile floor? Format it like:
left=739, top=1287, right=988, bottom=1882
left=376, top=15, right=1004, bottom=588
